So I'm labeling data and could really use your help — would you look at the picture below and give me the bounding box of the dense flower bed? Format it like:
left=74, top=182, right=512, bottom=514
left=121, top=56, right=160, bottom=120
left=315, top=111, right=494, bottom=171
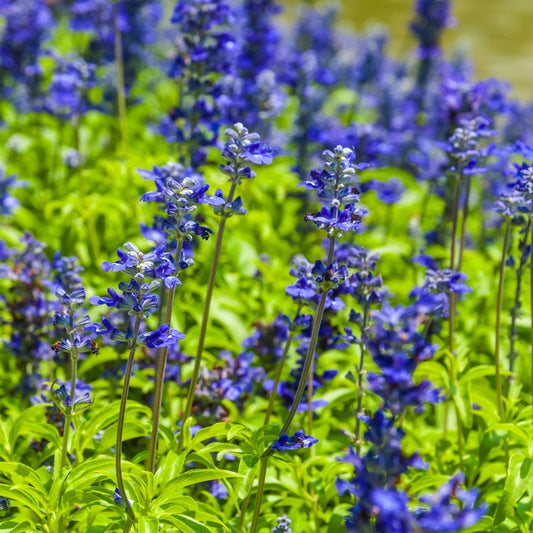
left=1, top=0, right=533, bottom=531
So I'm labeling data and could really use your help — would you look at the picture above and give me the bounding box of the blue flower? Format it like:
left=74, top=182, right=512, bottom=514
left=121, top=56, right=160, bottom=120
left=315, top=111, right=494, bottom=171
left=51, top=380, right=93, bottom=414
left=0, top=497, right=9, bottom=511
left=367, top=177, right=405, bottom=205
left=205, top=189, right=246, bottom=217
left=164, top=0, right=237, bottom=167
left=0, top=0, right=53, bottom=92
left=219, top=123, right=275, bottom=181
left=45, top=56, right=96, bottom=120
left=0, top=167, right=21, bottom=215
left=272, top=515, right=292, bottom=533
left=410, top=0, right=452, bottom=60
left=415, top=474, right=488, bottom=532
left=271, top=430, right=318, bottom=451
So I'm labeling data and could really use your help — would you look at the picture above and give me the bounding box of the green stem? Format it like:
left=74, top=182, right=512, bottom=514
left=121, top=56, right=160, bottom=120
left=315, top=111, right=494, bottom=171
left=508, top=220, right=530, bottom=381
left=281, top=291, right=329, bottom=441
left=450, top=168, right=463, bottom=272
left=444, top=166, right=463, bottom=438
left=454, top=400, right=464, bottom=471
left=529, top=215, right=533, bottom=419
left=116, top=316, right=142, bottom=524
left=177, top=182, right=237, bottom=453
left=457, top=174, right=472, bottom=272
left=264, top=309, right=302, bottom=425
left=56, top=339, right=80, bottom=532
left=249, top=458, right=268, bottom=533
left=237, top=493, right=251, bottom=532
left=148, top=242, right=184, bottom=472
left=419, top=181, right=435, bottom=229
left=354, top=305, right=369, bottom=452
left=113, top=2, right=128, bottom=159
left=385, top=204, right=393, bottom=241
left=495, top=218, right=511, bottom=421
left=123, top=518, right=133, bottom=533
left=238, top=306, right=302, bottom=531
left=251, top=159, right=343, bottom=531
left=306, top=236, right=336, bottom=437
left=59, top=334, right=80, bottom=471
left=250, top=291, right=329, bottom=533
left=443, top=290, right=455, bottom=440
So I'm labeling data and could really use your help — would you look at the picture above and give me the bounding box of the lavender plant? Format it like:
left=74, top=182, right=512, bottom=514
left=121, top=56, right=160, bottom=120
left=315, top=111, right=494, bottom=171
left=0, top=0, right=53, bottom=107
left=90, top=243, right=184, bottom=525
left=177, top=123, right=273, bottom=453
left=136, top=161, right=211, bottom=471
left=249, top=146, right=367, bottom=530
left=337, top=289, right=486, bottom=531
left=163, top=0, right=237, bottom=167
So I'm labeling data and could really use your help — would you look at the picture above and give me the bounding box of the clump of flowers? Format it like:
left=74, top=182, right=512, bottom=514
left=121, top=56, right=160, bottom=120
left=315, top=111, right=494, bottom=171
left=163, top=0, right=238, bottom=167
left=337, top=282, right=485, bottom=531
left=0, top=0, right=53, bottom=104
left=91, top=242, right=185, bottom=521
left=0, top=234, right=85, bottom=394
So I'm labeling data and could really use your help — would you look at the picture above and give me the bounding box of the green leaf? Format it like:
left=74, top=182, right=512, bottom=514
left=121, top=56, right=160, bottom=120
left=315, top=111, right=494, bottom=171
left=227, top=424, right=245, bottom=441
left=494, top=454, right=533, bottom=525
left=453, top=382, right=473, bottom=428
left=459, top=365, right=501, bottom=384
left=0, top=463, right=44, bottom=490
left=409, top=474, right=451, bottom=494
left=237, top=457, right=259, bottom=500
left=489, top=424, right=530, bottom=447
left=166, top=469, right=242, bottom=492
left=415, top=361, right=449, bottom=388
left=478, top=430, right=505, bottom=464
left=155, top=450, right=185, bottom=490
left=137, top=514, right=159, bottom=533
left=0, top=484, right=47, bottom=513
left=154, top=494, right=198, bottom=512
left=191, top=422, right=232, bottom=447
left=0, top=520, right=35, bottom=533
left=328, top=504, right=352, bottom=533
left=66, top=457, right=116, bottom=493
left=99, top=421, right=151, bottom=449
left=163, top=515, right=211, bottom=533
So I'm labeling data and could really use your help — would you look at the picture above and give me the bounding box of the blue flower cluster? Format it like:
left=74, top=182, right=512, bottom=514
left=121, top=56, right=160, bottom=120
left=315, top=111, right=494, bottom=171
left=232, top=0, right=284, bottom=133
left=271, top=429, right=317, bottom=451
left=50, top=379, right=93, bottom=416
left=410, top=268, right=472, bottom=318
left=205, top=123, right=275, bottom=216
left=301, top=146, right=367, bottom=239
left=140, top=162, right=211, bottom=247
left=336, top=273, right=485, bottom=530
left=272, top=515, right=291, bottom=533
left=0, top=234, right=84, bottom=393
left=0, top=167, right=21, bottom=215
left=45, top=56, right=96, bottom=121
left=192, top=350, right=264, bottom=427
left=365, top=301, right=443, bottom=415
left=0, top=0, right=53, bottom=99
left=52, top=287, right=99, bottom=361
left=338, top=423, right=485, bottom=532
left=410, top=0, right=452, bottom=60
left=163, top=0, right=236, bottom=167
left=69, top=0, right=162, bottom=94
left=90, top=242, right=184, bottom=350
left=443, top=116, right=495, bottom=175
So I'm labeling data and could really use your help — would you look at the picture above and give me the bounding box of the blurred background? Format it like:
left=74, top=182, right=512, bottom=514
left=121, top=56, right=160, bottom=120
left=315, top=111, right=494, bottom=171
left=283, top=0, right=533, bottom=98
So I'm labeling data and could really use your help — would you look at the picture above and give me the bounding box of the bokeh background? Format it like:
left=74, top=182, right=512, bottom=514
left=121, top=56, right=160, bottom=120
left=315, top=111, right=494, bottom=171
left=283, top=0, right=533, bottom=98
